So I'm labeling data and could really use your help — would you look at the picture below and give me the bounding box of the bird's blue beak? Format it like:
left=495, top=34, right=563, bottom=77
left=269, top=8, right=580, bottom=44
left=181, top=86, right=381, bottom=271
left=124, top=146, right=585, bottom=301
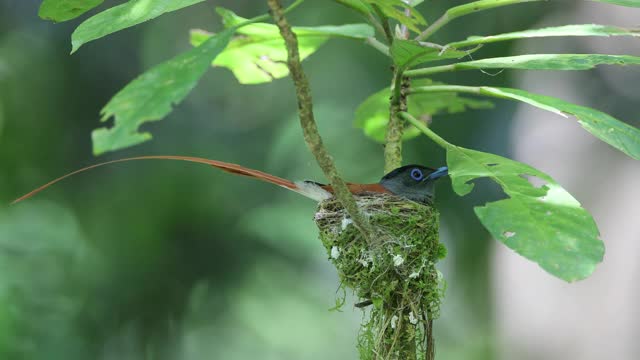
left=425, top=166, right=448, bottom=181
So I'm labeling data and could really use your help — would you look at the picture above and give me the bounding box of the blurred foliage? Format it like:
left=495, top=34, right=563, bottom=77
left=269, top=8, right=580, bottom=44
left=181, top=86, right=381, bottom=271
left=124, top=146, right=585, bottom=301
left=354, top=79, right=493, bottom=143
left=92, top=28, right=234, bottom=155
left=0, top=202, right=95, bottom=359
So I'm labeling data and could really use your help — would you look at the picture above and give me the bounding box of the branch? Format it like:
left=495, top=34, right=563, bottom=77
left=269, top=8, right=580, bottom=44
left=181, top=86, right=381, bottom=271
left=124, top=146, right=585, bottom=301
left=384, top=69, right=409, bottom=173
left=382, top=3, right=419, bottom=173
left=266, top=0, right=374, bottom=242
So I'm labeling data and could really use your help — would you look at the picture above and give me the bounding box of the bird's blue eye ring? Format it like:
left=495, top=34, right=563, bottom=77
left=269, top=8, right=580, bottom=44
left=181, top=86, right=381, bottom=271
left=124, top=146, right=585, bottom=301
left=410, top=168, right=424, bottom=181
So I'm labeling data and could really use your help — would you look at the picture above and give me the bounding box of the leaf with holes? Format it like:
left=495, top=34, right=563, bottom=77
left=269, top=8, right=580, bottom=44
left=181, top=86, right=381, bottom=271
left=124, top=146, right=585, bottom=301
left=71, top=0, right=205, bottom=53
left=92, top=29, right=234, bottom=155
left=391, top=39, right=477, bottom=68
left=39, top=0, right=103, bottom=22
left=447, top=146, right=604, bottom=282
left=190, top=8, right=374, bottom=85
left=355, top=80, right=493, bottom=142
left=405, top=115, right=605, bottom=281
left=478, top=87, right=640, bottom=160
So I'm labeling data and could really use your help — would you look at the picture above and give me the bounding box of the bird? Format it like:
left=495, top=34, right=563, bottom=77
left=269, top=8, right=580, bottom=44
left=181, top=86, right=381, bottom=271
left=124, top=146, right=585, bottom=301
left=11, top=156, right=448, bottom=205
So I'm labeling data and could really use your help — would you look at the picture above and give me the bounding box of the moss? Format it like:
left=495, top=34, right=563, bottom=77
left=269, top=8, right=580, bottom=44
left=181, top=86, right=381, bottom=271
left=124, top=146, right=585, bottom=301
left=315, top=194, right=446, bottom=359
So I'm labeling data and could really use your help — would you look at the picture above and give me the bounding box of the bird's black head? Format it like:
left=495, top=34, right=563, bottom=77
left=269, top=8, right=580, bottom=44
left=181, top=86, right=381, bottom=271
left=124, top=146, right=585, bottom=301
left=379, top=165, right=448, bottom=204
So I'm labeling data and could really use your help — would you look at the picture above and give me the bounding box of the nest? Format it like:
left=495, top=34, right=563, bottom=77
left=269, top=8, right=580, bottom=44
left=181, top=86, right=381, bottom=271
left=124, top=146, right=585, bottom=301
left=315, top=194, right=446, bottom=359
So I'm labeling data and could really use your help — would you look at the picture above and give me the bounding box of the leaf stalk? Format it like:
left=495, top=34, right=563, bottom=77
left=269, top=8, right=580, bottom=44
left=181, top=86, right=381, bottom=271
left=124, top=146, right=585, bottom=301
left=404, top=64, right=456, bottom=77
left=415, top=0, right=546, bottom=41
left=366, top=37, right=390, bottom=56
left=398, top=112, right=451, bottom=149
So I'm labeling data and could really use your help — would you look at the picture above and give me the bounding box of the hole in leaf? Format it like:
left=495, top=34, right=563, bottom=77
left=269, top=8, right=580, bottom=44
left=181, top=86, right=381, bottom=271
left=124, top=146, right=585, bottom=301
left=519, top=174, right=547, bottom=188
left=503, top=231, right=516, bottom=238
left=466, top=177, right=509, bottom=206
left=99, top=116, right=115, bottom=129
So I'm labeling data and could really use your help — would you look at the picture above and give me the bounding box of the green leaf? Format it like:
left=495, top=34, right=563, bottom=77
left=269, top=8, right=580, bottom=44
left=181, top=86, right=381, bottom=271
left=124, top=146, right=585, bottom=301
left=410, top=85, right=640, bottom=160
left=391, top=39, right=477, bottom=68
left=446, top=146, right=604, bottom=282
left=38, top=0, right=103, bottom=22
left=403, top=112, right=605, bottom=281
left=445, top=0, right=544, bottom=18
left=455, top=54, right=640, bottom=71
left=415, top=0, right=547, bottom=41
left=333, top=0, right=373, bottom=15
left=71, top=0, right=205, bottom=53
left=191, top=8, right=374, bottom=84
left=590, top=0, right=640, bottom=6
left=355, top=80, right=493, bottom=142
left=366, top=0, right=427, bottom=33
left=92, top=29, right=234, bottom=155
left=478, top=87, right=640, bottom=160
left=447, top=24, right=640, bottom=48
left=406, top=54, right=640, bottom=77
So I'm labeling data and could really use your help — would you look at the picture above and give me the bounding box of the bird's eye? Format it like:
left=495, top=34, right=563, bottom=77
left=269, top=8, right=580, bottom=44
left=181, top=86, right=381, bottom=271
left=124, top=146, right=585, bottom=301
left=410, top=168, right=424, bottom=181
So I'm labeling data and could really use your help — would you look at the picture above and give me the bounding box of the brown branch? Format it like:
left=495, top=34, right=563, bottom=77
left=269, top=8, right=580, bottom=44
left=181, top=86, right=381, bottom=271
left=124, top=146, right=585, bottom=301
left=266, top=0, right=373, bottom=242
left=383, top=4, right=414, bottom=174
left=384, top=69, right=409, bottom=173
left=424, top=309, right=435, bottom=360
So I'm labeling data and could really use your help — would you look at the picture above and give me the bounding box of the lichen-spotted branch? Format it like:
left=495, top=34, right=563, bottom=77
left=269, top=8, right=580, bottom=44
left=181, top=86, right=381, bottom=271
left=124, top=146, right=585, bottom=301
left=384, top=70, right=409, bottom=173
left=266, top=0, right=374, bottom=242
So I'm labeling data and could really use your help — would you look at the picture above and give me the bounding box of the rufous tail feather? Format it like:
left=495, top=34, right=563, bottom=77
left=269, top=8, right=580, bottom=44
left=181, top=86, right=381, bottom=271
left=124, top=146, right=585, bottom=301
left=11, top=156, right=331, bottom=204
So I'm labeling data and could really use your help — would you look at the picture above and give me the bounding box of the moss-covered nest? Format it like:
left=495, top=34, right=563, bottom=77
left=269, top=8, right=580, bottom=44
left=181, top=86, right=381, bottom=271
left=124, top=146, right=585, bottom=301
left=314, top=194, right=446, bottom=359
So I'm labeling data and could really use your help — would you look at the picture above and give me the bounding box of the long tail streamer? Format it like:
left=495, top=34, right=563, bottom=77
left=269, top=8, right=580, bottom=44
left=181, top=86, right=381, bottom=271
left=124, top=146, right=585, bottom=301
left=12, top=156, right=299, bottom=205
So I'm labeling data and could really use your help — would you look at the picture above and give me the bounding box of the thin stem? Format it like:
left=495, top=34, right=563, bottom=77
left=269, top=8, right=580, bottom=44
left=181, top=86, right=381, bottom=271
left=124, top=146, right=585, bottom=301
left=266, top=0, right=374, bottom=242
left=398, top=112, right=451, bottom=149
left=404, top=64, right=456, bottom=78
left=415, top=0, right=546, bottom=41
left=372, top=4, right=394, bottom=44
left=425, top=314, right=435, bottom=360
left=418, top=41, right=446, bottom=50
left=241, top=0, right=305, bottom=26
left=366, top=37, right=390, bottom=56
left=400, top=6, right=411, bottom=40
left=367, top=13, right=388, bottom=41
left=409, top=84, right=481, bottom=95
left=415, top=13, right=450, bottom=42
left=446, top=37, right=494, bottom=49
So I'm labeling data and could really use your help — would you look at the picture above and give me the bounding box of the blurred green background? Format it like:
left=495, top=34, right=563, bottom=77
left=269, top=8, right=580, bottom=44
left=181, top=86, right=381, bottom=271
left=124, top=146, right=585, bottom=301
left=1, top=1, right=639, bottom=359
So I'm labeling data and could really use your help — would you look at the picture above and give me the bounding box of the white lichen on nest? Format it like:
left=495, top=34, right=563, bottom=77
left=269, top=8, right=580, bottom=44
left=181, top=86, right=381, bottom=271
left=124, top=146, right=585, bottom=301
left=314, top=193, right=447, bottom=359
